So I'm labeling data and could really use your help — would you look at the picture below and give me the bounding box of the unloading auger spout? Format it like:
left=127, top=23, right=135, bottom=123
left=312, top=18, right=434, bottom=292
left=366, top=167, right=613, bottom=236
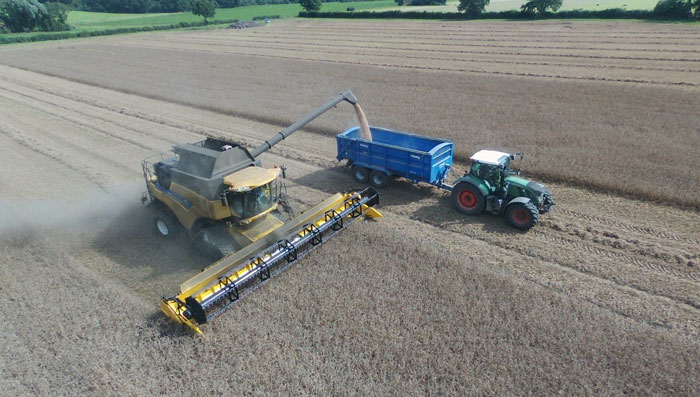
left=249, top=89, right=358, bottom=158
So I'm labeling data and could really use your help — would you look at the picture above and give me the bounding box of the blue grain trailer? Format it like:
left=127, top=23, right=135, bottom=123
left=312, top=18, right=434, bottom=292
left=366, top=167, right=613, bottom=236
left=336, top=126, right=454, bottom=188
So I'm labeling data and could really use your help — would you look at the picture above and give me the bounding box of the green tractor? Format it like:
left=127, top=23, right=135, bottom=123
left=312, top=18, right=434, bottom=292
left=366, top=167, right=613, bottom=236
left=451, top=150, right=554, bottom=230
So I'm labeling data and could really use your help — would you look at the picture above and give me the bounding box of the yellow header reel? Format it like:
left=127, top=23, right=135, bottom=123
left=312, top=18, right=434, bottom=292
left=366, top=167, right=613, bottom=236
left=161, top=187, right=382, bottom=334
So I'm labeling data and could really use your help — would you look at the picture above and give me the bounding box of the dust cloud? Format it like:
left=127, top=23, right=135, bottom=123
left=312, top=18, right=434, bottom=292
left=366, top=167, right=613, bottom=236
left=0, top=183, right=143, bottom=234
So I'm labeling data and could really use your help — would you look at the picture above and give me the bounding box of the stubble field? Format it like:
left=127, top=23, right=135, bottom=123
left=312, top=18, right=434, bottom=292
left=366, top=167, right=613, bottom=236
left=0, top=20, right=698, bottom=395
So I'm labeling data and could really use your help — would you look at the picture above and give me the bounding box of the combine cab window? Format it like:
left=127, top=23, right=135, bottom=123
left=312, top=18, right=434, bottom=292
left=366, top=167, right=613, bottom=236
left=228, top=183, right=276, bottom=219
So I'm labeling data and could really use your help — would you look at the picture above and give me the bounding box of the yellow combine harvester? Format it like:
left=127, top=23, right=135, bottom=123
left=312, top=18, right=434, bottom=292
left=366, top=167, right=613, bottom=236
left=141, top=90, right=382, bottom=334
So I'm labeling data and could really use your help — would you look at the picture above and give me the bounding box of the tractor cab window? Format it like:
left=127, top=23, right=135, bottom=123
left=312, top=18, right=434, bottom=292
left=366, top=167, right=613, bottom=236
left=227, top=182, right=277, bottom=219
left=470, top=161, right=505, bottom=189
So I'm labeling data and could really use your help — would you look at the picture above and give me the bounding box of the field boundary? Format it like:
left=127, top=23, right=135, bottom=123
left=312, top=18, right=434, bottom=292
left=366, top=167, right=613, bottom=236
left=299, top=9, right=697, bottom=21
left=0, top=19, right=241, bottom=45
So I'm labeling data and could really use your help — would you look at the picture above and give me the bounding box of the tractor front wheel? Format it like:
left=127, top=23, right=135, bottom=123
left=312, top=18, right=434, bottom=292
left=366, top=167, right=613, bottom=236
left=451, top=183, right=485, bottom=215
left=352, top=166, right=369, bottom=184
left=505, top=201, right=539, bottom=231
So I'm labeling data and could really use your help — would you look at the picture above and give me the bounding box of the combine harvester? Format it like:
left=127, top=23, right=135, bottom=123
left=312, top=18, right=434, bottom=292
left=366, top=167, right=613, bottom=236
left=141, top=90, right=382, bottom=334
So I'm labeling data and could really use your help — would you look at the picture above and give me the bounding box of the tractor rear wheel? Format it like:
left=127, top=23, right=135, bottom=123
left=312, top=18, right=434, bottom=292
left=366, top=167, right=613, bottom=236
left=451, top=183, right=485, bottom=215
left=352, top=166, right=369, bottom=184
left=505, top=201, right=539, bottom=231
left=369, top=170, right=390, bottom=189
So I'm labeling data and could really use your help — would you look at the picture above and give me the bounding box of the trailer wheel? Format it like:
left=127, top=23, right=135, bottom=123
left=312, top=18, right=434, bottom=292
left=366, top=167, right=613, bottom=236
left=369, top=170, right=390, bottom=188
left=352, top=166, right=369, bottom=183
left=505, top=201, right=539, bottom=231
left=154, top=211, right=178, bottom=239
left=451, top=183, right=485, bottom=215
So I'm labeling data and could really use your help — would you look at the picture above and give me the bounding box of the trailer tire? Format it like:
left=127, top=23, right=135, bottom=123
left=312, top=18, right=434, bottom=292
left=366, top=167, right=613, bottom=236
left=451, top=183, right=485, bottom=215
left=369, top=170, right=390, bottom=189
left=505, top=201, right=539, bottom=231
left=352, top=166, right=369, bottom=184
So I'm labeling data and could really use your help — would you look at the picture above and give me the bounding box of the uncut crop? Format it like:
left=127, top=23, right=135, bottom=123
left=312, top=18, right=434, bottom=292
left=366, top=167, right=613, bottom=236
left=1, top=20, right=698, bottom=206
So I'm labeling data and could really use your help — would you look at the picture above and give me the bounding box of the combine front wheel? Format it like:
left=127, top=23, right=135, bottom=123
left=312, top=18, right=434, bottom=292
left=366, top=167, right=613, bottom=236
left=451, top=183, right=485, bottom=215
left=505, top=202, right=539, bottom=231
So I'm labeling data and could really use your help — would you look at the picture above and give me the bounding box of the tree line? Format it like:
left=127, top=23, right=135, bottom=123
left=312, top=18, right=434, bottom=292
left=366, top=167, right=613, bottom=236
left=0, top=0, right=223, bottom=32
left=454, top=0, right=698, bottom=19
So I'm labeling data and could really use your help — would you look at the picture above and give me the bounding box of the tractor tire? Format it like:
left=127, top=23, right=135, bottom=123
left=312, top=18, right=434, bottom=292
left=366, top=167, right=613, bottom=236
left=369, top=170, right=390, bottom=189
left=451, top=183, right=486, bottom=215
left=154, top=210, right=178, bottom=239
left=352, top=165, right=369, bottom=184
left=505, top=201, right=539, bottom=231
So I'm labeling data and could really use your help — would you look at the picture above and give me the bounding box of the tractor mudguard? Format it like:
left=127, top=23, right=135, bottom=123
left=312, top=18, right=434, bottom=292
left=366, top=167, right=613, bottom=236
left=454, top=174, right=490, bottom=197
left=504, top=196, right=532, bottom=213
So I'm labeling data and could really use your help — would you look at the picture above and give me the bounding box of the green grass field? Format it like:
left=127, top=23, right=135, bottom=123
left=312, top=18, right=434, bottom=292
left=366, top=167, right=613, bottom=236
left=1, top=2, right=394, bottom=42
left=68, top=2, right=393, bottom=30
left=0, top=0, right=665, bottom=44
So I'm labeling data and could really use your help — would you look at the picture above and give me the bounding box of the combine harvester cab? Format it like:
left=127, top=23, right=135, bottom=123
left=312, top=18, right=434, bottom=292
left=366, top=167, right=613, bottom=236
left=140, top=90, right=384, bottom=333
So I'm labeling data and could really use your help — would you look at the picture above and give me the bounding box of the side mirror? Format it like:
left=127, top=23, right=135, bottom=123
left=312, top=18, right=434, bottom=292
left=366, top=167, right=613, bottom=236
left=280, top=165, right=287, bottom=179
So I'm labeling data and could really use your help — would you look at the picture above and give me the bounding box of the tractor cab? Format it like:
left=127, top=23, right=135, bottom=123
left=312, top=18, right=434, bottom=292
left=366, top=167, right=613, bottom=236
left=468, top=150, right=512, bottom=193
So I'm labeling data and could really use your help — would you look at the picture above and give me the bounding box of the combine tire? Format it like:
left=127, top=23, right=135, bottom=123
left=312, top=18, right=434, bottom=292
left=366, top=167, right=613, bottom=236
left=154, top=211, right=178, bottom=239
left=451, top=183, right=485, bottom=215
left=369, top=170, right=390, bottom=189
left=192, top=230, right=224, bottom=261
left=505, top=201, right=539, bottom=231
left=191, top=225, right=238, bottom=262
left=352, top=166, right=369, bottom=184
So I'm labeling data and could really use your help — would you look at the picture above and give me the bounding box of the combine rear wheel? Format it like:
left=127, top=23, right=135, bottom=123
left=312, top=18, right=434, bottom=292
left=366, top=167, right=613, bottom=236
left=352, top=166, right=369, bottom=184
left=505, top=201, right=539, bottom=231
left=153, top=210, right=178, bottom=239
left=451, top=183, right=485, bottom=215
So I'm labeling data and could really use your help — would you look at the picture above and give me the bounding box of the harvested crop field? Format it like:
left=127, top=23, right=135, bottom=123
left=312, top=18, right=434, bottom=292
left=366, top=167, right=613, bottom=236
left=0, top=20, right=698, bottom=395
